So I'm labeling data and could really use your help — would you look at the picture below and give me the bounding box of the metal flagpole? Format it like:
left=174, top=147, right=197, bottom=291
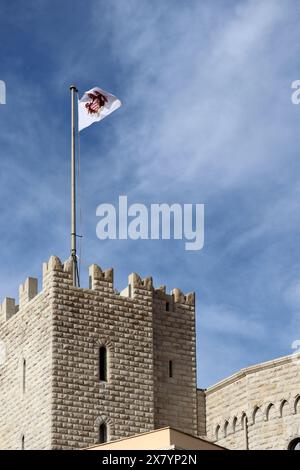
left=70, top=85, right=78, bottom=287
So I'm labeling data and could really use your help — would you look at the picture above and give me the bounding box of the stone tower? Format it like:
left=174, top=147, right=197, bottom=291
left=0, top=255, right=197, bottom=450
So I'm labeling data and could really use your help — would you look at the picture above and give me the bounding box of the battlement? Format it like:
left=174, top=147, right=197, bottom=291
left=0, top=297, right=17, bottom=320
left=0, top=255, right=195, bottom=323
left=0, top=253, right=197, bottom=449
left=19, top=277, right=38, bottom=309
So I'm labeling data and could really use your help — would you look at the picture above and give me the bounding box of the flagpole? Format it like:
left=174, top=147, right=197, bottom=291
left=70, top=85, right=78, bottom=287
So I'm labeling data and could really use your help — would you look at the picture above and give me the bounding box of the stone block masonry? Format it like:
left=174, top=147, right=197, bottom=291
left=0, top=274, right=52, bottom=449
left=205, top=355, right=300, bottom=450
left=0, top=255, right=197, bottom=450
left=3, top=252, right=297, bottom=450
left=152, top=287, right=197, bottom=435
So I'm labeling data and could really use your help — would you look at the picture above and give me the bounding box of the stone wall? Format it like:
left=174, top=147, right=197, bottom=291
left=50, top=258, right=156, bottom=449
left=153, top=287, right=197, bottom=435
left=205, top=355, right=300, bottom=450
left=0, top=276, right=52, bottom=450
left=4, top=253, right=299, bottom=451
left=197, top=389, right=206, bottom=436
left=0, top=255, right=197, bottom=450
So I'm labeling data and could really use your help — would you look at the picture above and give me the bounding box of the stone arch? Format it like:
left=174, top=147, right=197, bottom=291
left=215, top=424, right=220, bottom=441
left=265, top=403, right=276, bottom=421
left=232, top=416, right=238, bottom=433
left=94, top=415, right=114, bottom=443
left=288, top=438, right=300, bottom=450
left=224, top=420, right=229, bottom=438
left=93, top=336, right=113, bottom=350
left=93, top=337, right=113, bottom=383
left=241, top=412, right=248, bottom=430
left=280, top=399, right=290, bottom=418
left=284, top=427, right=300, bottom=451
left=294, top=396, right=300, bottom=414
left=19, top=432, right=25, bottom=450
left=252, top=406, right=263, bottom=424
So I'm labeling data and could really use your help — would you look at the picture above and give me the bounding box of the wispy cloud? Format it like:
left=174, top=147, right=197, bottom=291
left=200, top=303, right=265, bottom=339
left=1, top=0, right=300, bottom=386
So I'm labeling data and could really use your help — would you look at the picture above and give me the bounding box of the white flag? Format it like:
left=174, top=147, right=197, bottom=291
left=78, top=87, right=121, bottom=132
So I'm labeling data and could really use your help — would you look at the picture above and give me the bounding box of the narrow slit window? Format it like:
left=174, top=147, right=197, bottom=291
left=99, top=346, right=107, bottom=382
left=21, top=435, right=25, bottom=450
left=166, top=301, right=170, bottom=312
left=22, top=359, right=26, bottom=394
left=99, top=423, right=107, bottom=443
left=169, top=360, right=173, bottom=378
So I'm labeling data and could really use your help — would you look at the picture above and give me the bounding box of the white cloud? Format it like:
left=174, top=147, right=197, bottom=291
left=199, top=303, right=265, bottom=339
left=82, top=0, right=288, bottom=198
left=1, top=0, right=300, bottom=387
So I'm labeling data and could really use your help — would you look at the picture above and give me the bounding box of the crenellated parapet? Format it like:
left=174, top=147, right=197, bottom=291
left=171, top=288, right=195, bottom=306
left=0, top=253, right=198, bottom=449
left=129, top=272, right=153, bottom=290
left=19, top=277, right=38, bottom=309
left=0, top=255, right=195, bottom=322
left=43, top=255, right=63, bottom=274
left=0, top=277, right=39, bottom=322
left=153, top=286, right=195, bottom=307
left=88, top=264, right=114, bottom=290
left=119, top=273, right=152, bottom=299
left=0, top=297, right=17, bottom=321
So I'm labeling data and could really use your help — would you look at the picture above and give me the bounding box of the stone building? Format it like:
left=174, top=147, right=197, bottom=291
left=0, top=255, right=299, bottom=450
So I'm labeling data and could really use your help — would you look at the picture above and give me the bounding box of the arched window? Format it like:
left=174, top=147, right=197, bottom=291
left=21, top=435, right=25, bottom=450
left=215, top=425, right=220, bottom=440
left=232, top=416, right=238, bottom=433
left=99, top=346, right=107, bottom=382
left=294, top=396, right=300, bottom=414
left=280, top=400, right=289, bottom=417
left=224, top=421, right=229, bottom=438
left=99, top=422, right=107, bottom=444
left=22, top=359, right=26, bottom=394
left=266, top=403, right=275, bottom=421
left=241, top=412, right=247, bottom=430
left=252, top=406, right=263, bottom=424
left=288, top=438, right=300, bottom=450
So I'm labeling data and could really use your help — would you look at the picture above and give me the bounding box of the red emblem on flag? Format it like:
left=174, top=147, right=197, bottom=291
left=85, top=90, right=108, bottom=115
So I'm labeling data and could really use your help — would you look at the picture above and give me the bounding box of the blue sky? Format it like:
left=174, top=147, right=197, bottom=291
left=1, top=0, right=300, bottom=387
